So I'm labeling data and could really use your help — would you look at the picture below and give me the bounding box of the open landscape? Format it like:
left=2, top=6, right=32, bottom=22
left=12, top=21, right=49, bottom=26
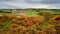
left=0, top=9, right=60, bottom=34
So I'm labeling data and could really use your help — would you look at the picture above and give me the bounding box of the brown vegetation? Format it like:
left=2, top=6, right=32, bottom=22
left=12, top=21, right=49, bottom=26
left=0, top=14, right=60, bottom=34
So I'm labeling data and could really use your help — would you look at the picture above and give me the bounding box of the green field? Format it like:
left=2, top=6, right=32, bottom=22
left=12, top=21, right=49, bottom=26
left=0, top=9, right=60, bottom=16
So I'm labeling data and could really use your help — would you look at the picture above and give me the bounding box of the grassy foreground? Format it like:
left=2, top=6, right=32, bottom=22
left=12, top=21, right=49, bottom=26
left=0, top=9, right=60, bottom=34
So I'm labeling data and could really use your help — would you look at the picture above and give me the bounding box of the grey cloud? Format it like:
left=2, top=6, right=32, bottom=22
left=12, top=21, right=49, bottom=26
left=0, top=0, right=60, bottom=9
left=25, top=0, right=60, bottom=4
left=1, top=0, right=60, bottom=4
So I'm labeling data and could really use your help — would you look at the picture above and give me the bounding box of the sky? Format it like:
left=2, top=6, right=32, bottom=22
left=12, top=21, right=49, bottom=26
left=0, top=0, right=60, bottom=9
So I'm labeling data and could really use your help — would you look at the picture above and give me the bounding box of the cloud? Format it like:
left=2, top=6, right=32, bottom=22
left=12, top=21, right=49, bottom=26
left=5, top=2, right=59, bottom=9
left=25, top=0, right=60, bottom=4
left=0, top=0, right=60, bottom=9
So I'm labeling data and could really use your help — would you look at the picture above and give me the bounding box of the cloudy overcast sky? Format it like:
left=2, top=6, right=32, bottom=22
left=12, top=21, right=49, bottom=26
left=0, top=0, right=60, bottom=9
